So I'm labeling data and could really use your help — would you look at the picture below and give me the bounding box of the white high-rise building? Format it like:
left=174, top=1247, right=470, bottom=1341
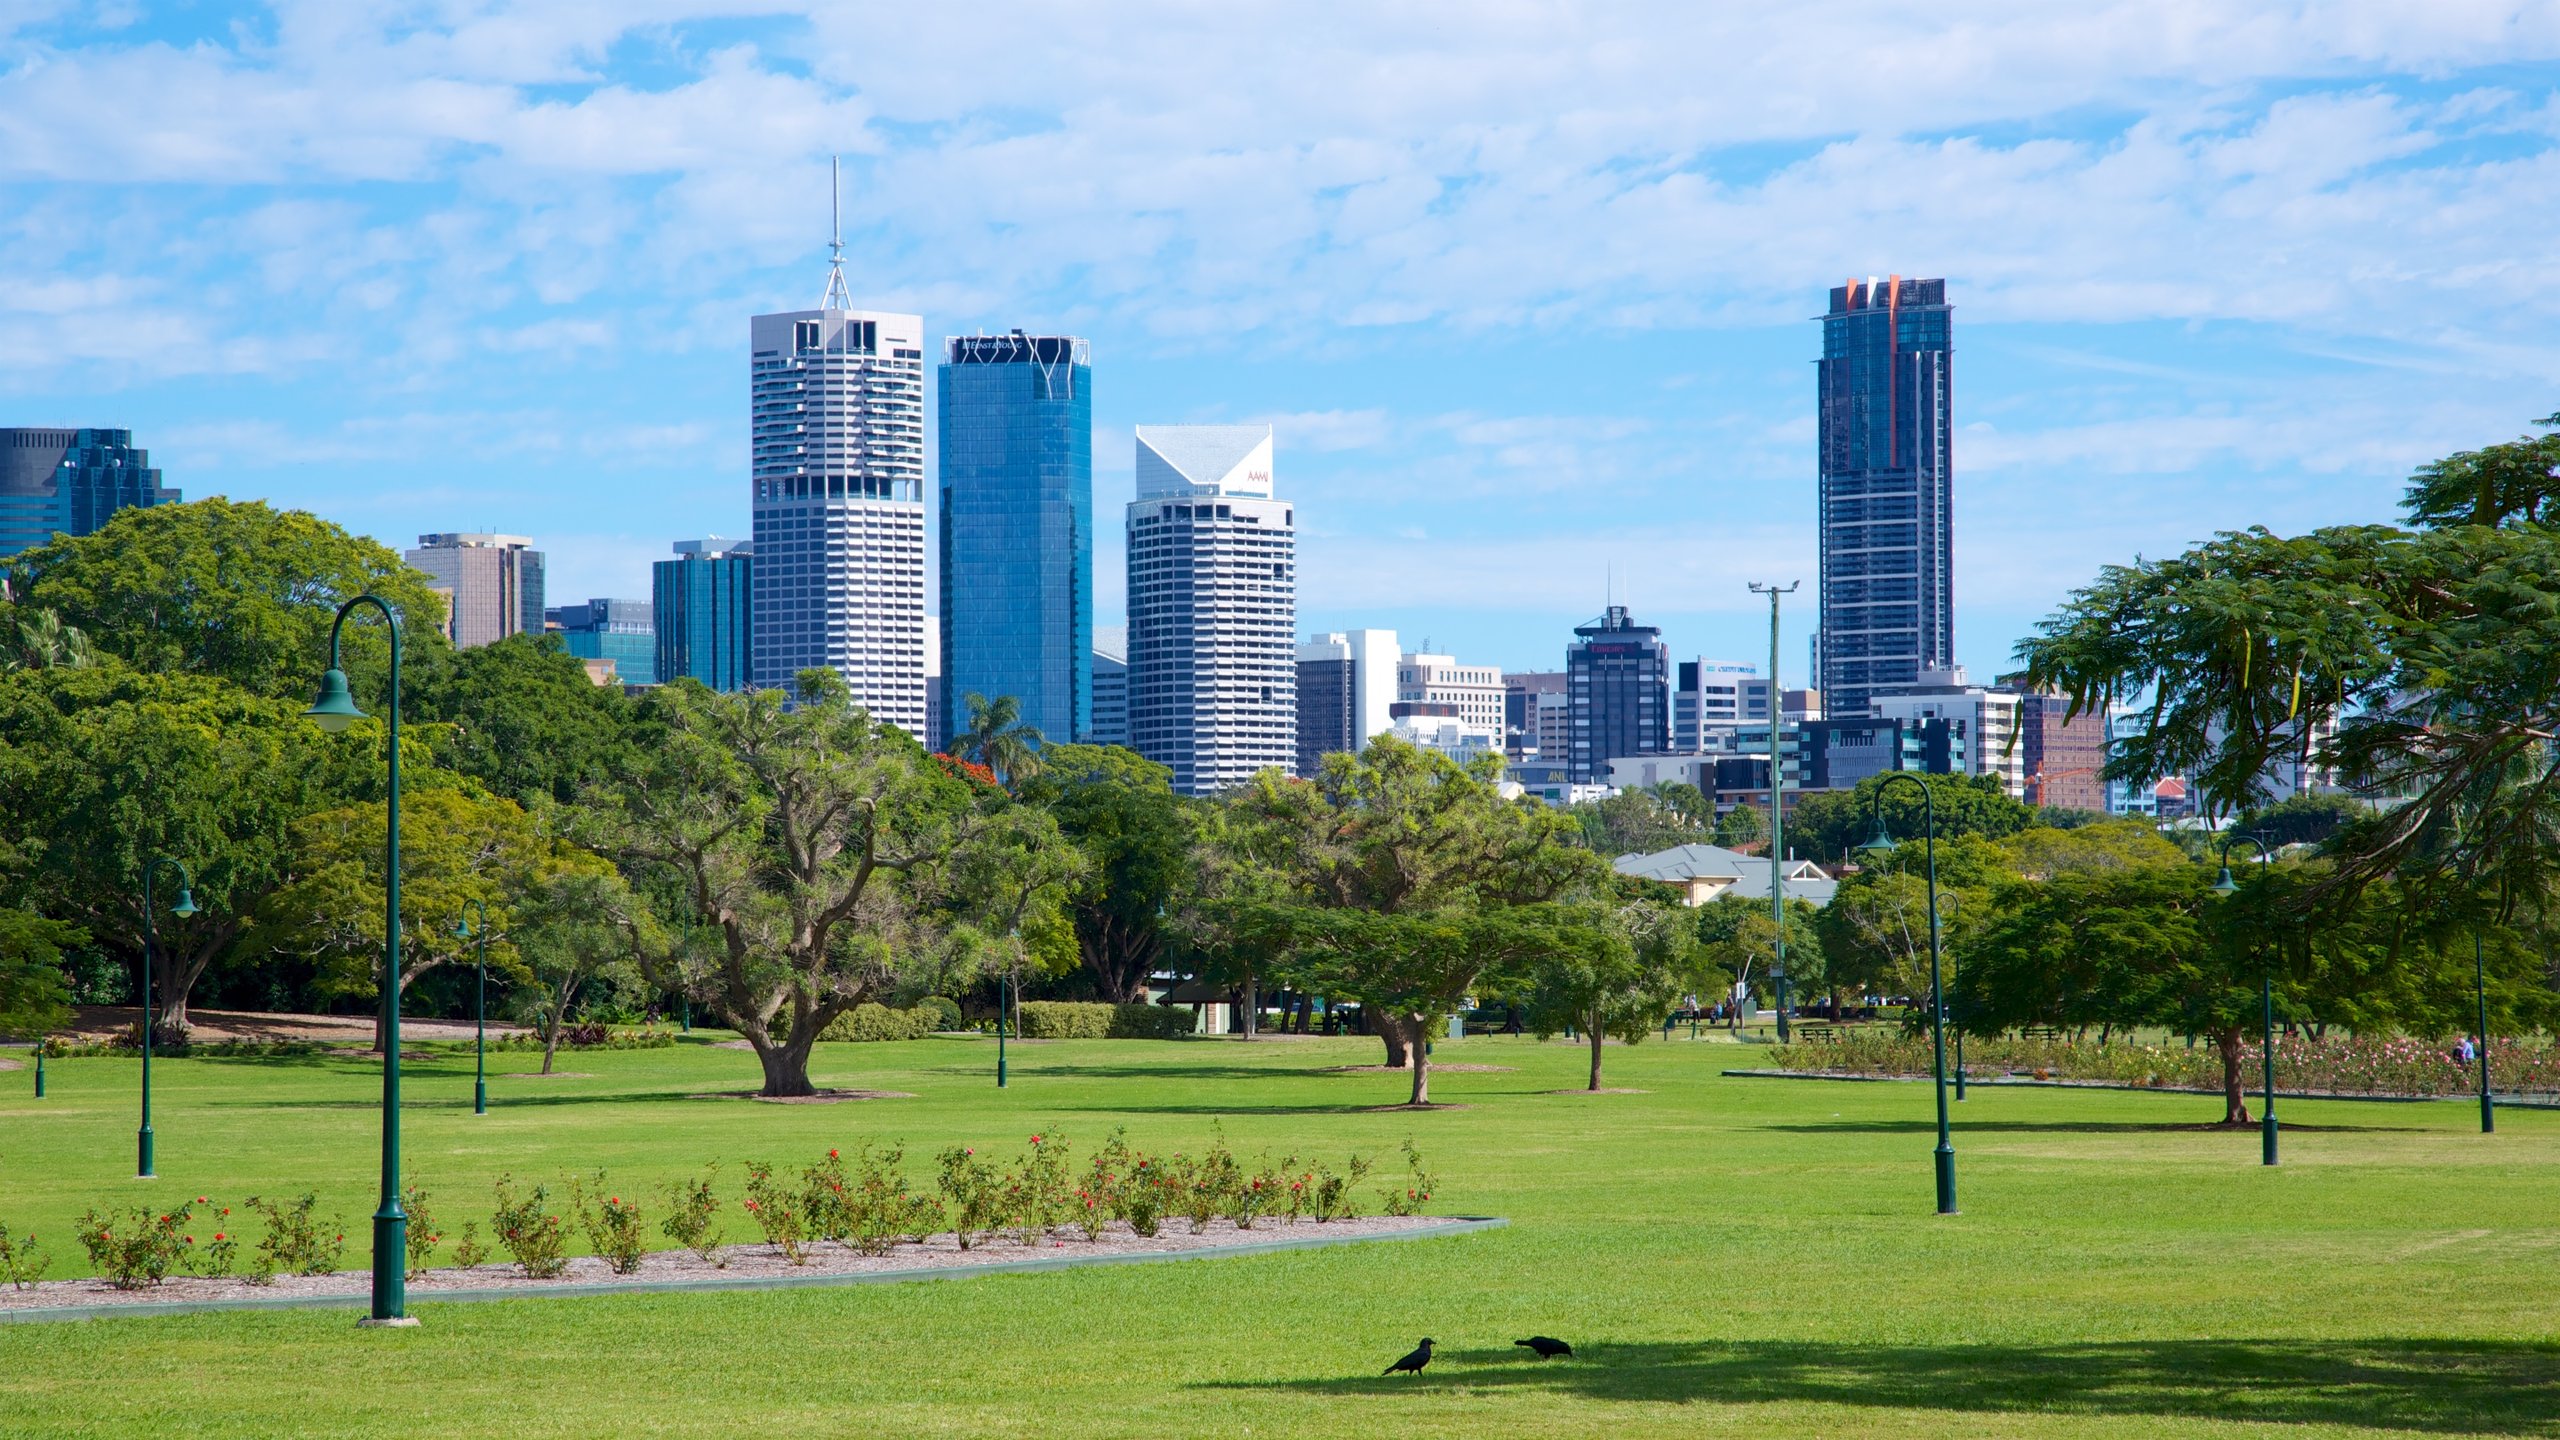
left=1397, top=651, right=1505, bottom=736
left=1870, top=666, right=2026, bottom=797
left=746, top=304, right=928, bottom=734
left=1127, top=424, right=1295, bottom=795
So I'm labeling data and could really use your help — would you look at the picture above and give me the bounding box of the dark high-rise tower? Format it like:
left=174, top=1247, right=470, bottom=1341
left=1567, top=605, right=1668, bottom=783
left=1817, top=275, right=1952, bottom=719
left=0, top=428, right=181, bottom=558
left=938, top=332, right=1093, bottom=746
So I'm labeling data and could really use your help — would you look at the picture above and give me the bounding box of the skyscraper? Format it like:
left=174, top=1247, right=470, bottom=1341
left=548, top=597, right=655, bottom=686
left=1567, top=605, right=1668, bottom=782
left=938, top=331, right=1092, bottom=746
left=1817, top=275, right=1953, bottom=719
left=1089, top=646, right=1129, bottom=748
left=748, top=178, right=928, bottom=734
left=407, top=533, right=544, bottom=648
left=1126, top=425, right=1295, bottom=795
left=653, top=537, right=754, bottom=691
left=1294, top=628, right=1398, bottom=776
left=0, top=427, right=181, bottom=557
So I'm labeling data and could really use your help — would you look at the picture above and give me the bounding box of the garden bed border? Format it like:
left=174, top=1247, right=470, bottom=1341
left=0, top=1216, right=1506, bottom=1326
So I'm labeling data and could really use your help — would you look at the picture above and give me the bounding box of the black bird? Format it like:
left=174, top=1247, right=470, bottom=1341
left=1515, top=1336, right=1574, bottom=1360
left=1383, top=1338, right=1435, bottom=1376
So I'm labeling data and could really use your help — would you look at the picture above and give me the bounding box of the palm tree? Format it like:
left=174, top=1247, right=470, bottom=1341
left=6, top=608, right=96, bottom=671
left=955, top=692, right=1044, bottom=788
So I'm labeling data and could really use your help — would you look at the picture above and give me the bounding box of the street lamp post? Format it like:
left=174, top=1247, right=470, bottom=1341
left=136, top=856, right=199, bottom=1179
left=2474, top=931, right=2495, bottom=1134
left=1857, top=773, right=1955, bottom=1215
left=2211, top=833, right=2279, bottom=1166
left=303, top=593, right=416, bottom=1328
left=454, top=899, right=490, bottom=1116
left=998, top=924, right=1017, bottom=1089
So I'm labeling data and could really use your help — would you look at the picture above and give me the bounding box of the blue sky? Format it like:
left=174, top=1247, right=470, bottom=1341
left=4, top=2, right=2558, bottom=685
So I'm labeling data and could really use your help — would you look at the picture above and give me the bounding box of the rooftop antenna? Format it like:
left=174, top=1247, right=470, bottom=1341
left=821, top=154, right=853, bottom=311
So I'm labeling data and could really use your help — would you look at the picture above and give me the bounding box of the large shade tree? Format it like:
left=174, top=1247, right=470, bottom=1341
left=1014, top=744, right=1191, bottom=1003
left=578, top=673, right=1071, bottom=1097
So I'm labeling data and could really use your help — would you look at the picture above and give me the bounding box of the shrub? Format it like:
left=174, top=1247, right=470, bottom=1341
left=490, top=1177, right=570, bottom=1279
left=1001, top=1131, right=1072, bottom=1246
left=1016, top=1001, right=1113, bottom=1039
left=1076, top=1130, right=1139, bottom=1241
left=845, top=1144, right=941, bottom=1255
left=1309, top=1156, right=1371, bottom=1222
left=660, top=1165, right=724, bottom=1266
left=490, top=1026, right=675, bottom=1054
left=450, top=1221, right=491, bottom=1269
left=1225, top=1154, right=1290, bottom=1231
left=742, top=1161, right=811, bottom=1264
left=1380, top=1139, right=1437, bottom=1216
left=244, top=1194, right=347, bottom=1283
left=819, top=1003, right=940, bottom=1043
left=918, top=995, right=965, bottom=1031
left=570, top=1173, right=647, bottom=1275
left=44, top=1035, right=325, bottom=1060
left=402, top=1184, right=441, bottom=1281
left=180, top=1196, right=240, bottom=1279
left=1108, top=1004, right=1194, bottom=1040
left=0, top=1224, right=49, bottom=1289
left=1120, top=1152, right=1171, bottom=1238
left=802, top=1149, right=856, bottom=1243
left=936, top=1145, right=1006, bottom=1250
left=110, top=1018, right=195, bottom=1052
left=75, top=1202, right=190, bottom=1288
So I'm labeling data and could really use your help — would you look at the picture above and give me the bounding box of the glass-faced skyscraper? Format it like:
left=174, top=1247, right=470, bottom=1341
left=938, top=332, right=1092, bottom=745
left=0, top=428, right=181, bottom=557
left=1817, top=275, right=1952, bottom=719
left=653, top=538, right=754, bottom=691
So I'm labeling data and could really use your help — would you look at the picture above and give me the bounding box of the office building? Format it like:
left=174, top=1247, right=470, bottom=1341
left=548, top=597, right=655, bottom=686
left=1125, top=424, right=1295, bottom=795
left=1870, top=666, right=2024, bottom=797
left=1090, top=646, right=1129, bottom=748
left=748, top=243, right=928, bottom=733
left=1398, top=650, right=1504, bottom=736
left=1817, top=275, right=1954, bottom=719
left=408, top=533, right=544, bottom=648
left=1673, top=659, right=1772, bottom=750
left=652, top=537, right=753, bottom=691
left=1567, top=605, right=1669, bottom=783
left=1295, top=629, right=1399, bottom=776
left=1505, top=671, right=1570, bottom=761
left=939, top=331, right=1093, bottom=747
left=0, top=427, right=182, bottom=557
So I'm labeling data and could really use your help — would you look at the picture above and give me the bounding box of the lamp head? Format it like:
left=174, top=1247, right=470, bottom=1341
left=2212, top=864, right=2238, bottom=896
left=304, top=668, right=366, bottom=732
left=170, top=888, right=199, bottom=919
left=454, top=915, right=472, bottom=940
left=1854, top=820, right=1897, bottom=859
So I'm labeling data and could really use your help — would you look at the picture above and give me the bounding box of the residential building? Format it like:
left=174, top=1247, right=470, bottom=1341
left=938, top=331, right=1092, bottom=748
left=1567, top=605, right=1669, bottom=783
left=747, top=282, right=928, bottom=736
left=1295, top=628, right=1398, bottom=776
left=548, top=597, right=655, bottom=687
left=1505, top=670, right=1570, bottom=761
left=1125, top=424, right=1296, bottom=795
left=407, top=533, right=544, bottom=648
left=0, top=427, right=181, bottom=557
left=1817, top=275, right=1954, bottom=719
left=2017, top=689, right=2110, bottom=811
left=1397, top=650, right=1505, bottom=737
left=652, top=537, right=754, bottom=692
left=1613, top=844, right=1838, bottom=907
left=1674, top=658, right=1771, bottom=750
left=1870, top=666, right=2025, bottom=797
left=1090, top=646, right=1128, bottom=748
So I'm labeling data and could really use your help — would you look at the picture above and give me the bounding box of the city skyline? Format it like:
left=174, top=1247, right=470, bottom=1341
left=4, top=8, right=2557, bottom=682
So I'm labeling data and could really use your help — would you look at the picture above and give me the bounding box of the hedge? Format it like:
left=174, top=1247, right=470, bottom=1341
left=1016, top=1001, right=1195, bottom=1040
left=820, top=1003, right=942, bottom=1043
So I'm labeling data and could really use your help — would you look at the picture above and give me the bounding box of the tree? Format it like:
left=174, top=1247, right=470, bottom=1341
left=1210, top=736, right=1605, bottom=1103
left=407, top=632, right=644, bottom=806
left=7, top=498, right=450, bottom=701
left=0, top=909, right=86, bottom=1037
left=1787, top=772, right=2036, bottom=864
left=2400, top=411, right=2560, bottom=529
left=0, top=665, right=380, bottom=1028
left=261, top=787, right=574, bottom=1053
left=2235, top=793, right=2369, bottom=851
left=1570, top=787, right=1707, bottom=856
left=1713, top=802, right=1767, bottom=850
left=1014, top=744, right=1191, bottom=1003
left=1517, top=889, right=1713, bottom=1089
left=1, top=608, right=97, bottom=672
left=578, top=673, right=1071, bottom=1097
left=953, top=692, right=1043, bottom=788
left=511, top=868, right=653, bottom=1074
left=1693, top=893, right=1823, bottom=1024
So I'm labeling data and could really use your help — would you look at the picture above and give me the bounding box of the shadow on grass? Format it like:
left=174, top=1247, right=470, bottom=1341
left=1759, top=1120, right=2415, bottom=1135
left=1208, top=1339, right=2560, bottom=1434
left=932, top=1063, right=1310, bottom=1083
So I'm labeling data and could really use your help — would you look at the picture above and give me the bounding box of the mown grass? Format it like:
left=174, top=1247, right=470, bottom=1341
left=2, top=1029, right=2557, bottom=1438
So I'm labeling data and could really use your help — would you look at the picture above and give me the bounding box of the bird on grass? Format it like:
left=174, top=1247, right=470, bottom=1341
left=1383, top=1338, right=1435, bottom=1376
left=1514, top=1336, right=1574, bottom=1360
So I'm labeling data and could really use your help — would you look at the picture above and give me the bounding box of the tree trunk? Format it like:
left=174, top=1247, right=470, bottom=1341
left=2215, top=1025, right=2251, bottom=1125
left=1241, top=975, right=1258, bottom=1038
left=1374, top=1011, right=1414, bottom=1068
left=542, top=1026, right=562, bottom=1075
left=753, top=1033, right=819, bottom=1098
left=1587, top=1007, right=1605, bottom=1091
left=1408, top=1020, right=1431, bottom=1106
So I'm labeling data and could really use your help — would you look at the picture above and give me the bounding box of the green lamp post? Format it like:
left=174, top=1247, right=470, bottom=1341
left=304, top=594, right=415, bottom=1327
left=2473, top=930, right=2494, bottom=1134
left=2211, top=832, right=2280, bottom=1166
left=33, top=1041, right=43, bottom=1098
left=997, top=925, right=1016, bottom=1090
left=1857, top=773, right=1956, bottom=1215
left=136, top=856, right=199, bottom=1179
left=454, top=899, right=490, bottom=1116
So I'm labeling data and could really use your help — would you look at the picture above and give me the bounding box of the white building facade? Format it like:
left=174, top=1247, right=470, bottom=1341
left=1398, top=651, right=1505, bottom=736
left=748, top=305, right=930, bottom=738
left=1126, top=425, right=1297, bottom=795
left=1869, top=666, right=2026, bottom=798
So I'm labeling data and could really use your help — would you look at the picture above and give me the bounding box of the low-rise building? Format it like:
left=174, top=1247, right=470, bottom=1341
left=1612, top=843, right=1836, bottom=907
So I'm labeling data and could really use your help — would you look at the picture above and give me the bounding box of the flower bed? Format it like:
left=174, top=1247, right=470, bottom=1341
left=1768, top=1030, right=2560, bottom=1097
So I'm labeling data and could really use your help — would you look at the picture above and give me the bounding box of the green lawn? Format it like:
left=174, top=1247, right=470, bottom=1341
left=2, top=1030, right=2557, bottom=1438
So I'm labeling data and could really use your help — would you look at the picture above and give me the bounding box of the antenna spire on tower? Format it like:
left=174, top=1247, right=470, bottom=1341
left=821, top=153, right=853, bottom=311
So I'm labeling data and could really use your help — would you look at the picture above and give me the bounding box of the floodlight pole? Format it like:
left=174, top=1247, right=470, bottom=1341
left=1866, top=774, right=1953, bottom=1214
left=1747, top=581, right=1798, bottom=1042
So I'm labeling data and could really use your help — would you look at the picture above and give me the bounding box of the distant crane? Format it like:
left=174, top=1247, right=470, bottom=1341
left=2024, top=766, right=2100, bottom=810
